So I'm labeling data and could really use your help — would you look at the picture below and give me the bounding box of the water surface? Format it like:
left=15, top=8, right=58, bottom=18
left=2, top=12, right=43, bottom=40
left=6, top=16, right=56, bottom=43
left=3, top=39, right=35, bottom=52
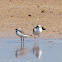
left=0, top=38, right=62, bottom=62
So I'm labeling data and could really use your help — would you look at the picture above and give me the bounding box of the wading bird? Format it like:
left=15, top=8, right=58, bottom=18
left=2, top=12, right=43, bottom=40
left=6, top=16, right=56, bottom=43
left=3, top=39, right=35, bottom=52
left=15, top=28, right=29, bottom=48
left=33, top=25, right=46, bottom=44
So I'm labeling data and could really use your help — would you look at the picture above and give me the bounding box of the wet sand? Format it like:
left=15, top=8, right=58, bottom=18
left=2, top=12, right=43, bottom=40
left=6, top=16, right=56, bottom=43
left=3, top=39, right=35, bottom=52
left=0, top=0, right=62, bottom=39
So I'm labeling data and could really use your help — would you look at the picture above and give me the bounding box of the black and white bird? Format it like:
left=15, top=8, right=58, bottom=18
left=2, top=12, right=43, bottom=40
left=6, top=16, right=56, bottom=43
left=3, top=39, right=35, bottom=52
left=33, top=25, right=46, bottom=42
left=15, top=28, right=29, bottom=48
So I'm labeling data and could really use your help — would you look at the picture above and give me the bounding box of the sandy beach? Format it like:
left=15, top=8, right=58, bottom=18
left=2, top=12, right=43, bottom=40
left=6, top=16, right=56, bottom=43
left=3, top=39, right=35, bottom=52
left=0, top=0, right=62, bottom=39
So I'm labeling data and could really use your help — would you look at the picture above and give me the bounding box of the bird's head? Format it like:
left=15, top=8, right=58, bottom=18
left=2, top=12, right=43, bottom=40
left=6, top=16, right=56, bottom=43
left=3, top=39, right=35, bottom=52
left=15, top=28, right=18, bottom=31
left=36, top=25, right=41, bottom=28
left=15, top=28, right=19, bottom=33
left=15, top=28, right=18, bottom=30
left=36, top=25, right=46, bottom=30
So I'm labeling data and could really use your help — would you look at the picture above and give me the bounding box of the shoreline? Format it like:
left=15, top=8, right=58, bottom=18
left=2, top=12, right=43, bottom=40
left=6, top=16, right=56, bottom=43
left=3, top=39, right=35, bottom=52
left=0, top=36, right=62, bottom=40
left=0, top=32, right=62, bottom=39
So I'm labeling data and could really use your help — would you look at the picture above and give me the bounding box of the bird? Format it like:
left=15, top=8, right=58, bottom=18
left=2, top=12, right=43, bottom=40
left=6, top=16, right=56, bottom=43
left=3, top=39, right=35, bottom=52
left=15, top=28, right=29, bottom=48
left=33, top=25, right=46, bottom=44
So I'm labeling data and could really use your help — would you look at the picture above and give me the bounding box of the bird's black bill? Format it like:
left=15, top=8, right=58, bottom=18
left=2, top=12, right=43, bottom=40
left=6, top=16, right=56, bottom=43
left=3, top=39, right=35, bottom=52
left=42, top=27, right=46, bottom=30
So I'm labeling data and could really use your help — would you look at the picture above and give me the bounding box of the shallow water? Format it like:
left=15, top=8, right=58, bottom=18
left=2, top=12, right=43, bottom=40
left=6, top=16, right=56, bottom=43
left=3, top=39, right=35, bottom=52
left=0, top=38, right=62, bottom=62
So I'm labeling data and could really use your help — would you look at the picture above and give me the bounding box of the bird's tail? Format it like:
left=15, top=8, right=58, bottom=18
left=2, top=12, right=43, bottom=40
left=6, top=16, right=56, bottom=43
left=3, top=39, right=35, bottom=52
left=26, top=34, right=33, bottom=38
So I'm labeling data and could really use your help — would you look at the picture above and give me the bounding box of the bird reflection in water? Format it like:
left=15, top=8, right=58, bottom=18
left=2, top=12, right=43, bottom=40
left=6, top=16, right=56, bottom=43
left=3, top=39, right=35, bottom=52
left=33, top=42, right=42, bottom=59
left=16, top=42, right=28, bottom=58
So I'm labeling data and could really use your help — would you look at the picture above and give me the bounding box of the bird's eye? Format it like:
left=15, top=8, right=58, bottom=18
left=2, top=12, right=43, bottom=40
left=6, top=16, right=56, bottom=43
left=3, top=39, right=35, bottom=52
left=37, top=26, right=39, bottom=27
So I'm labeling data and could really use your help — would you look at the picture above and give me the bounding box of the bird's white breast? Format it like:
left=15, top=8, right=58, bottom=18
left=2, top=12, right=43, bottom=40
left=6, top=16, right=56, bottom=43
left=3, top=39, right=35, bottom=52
left=17, top=31, right=23, bottom=36
left=33, top=28, right=42, bottom=35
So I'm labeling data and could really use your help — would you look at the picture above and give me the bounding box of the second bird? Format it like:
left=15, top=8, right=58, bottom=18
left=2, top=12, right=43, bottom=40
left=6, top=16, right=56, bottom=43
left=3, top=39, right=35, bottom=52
left=33, top=25, right=46, bottom=42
